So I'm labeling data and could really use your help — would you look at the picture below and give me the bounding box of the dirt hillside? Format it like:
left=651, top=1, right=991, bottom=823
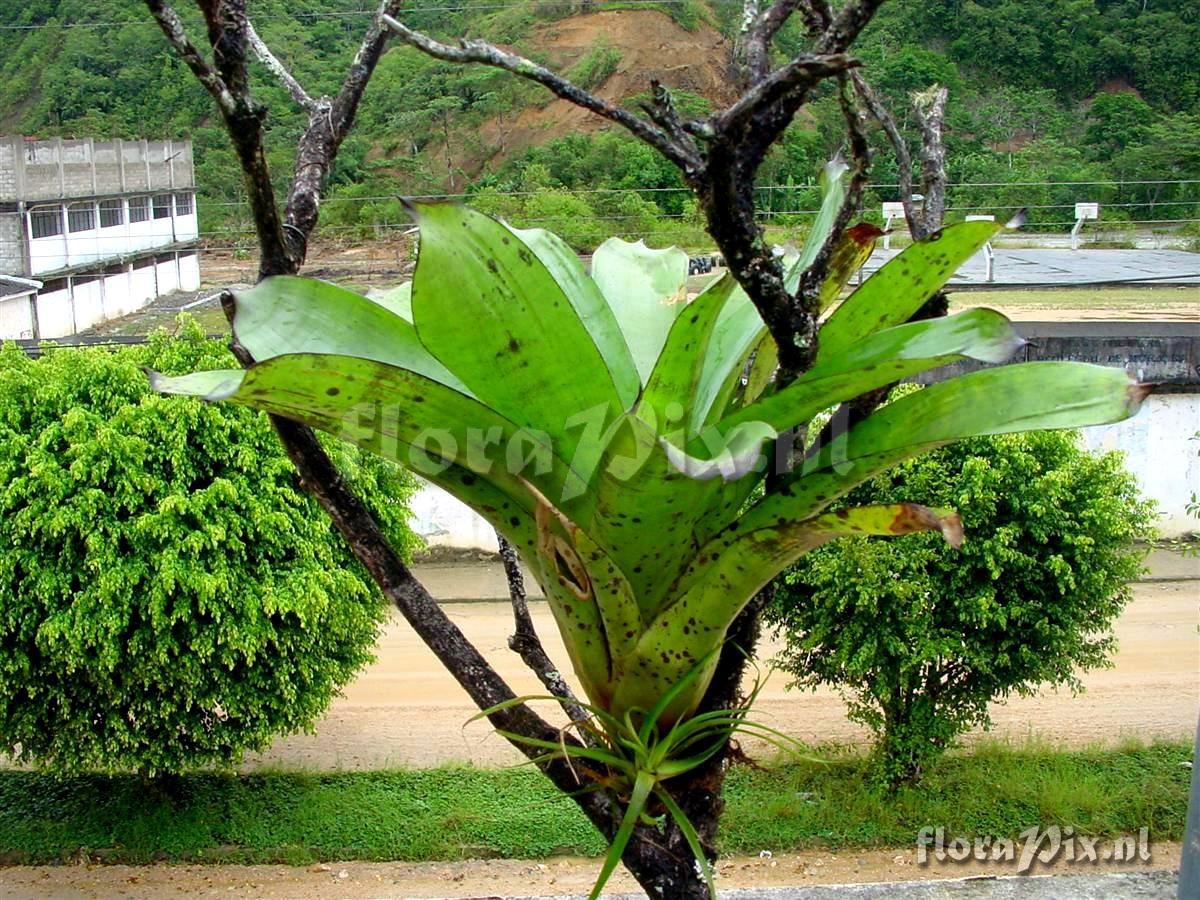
left=449, top=10, right=735, bottom=176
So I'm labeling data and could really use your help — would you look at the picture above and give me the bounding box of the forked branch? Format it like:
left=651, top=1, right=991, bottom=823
left=380, top=15, right=701, bottom=173
left=146, top=0, right=289, bottom=276
left=144, top=0, right=607, bottom=824
left=383, top=1, right=885, bottom=380
left=497, top=534, right=593, bottom=731
left=144, top=0, right=237, bottom=114
left=246, top=20, right=315, bottom=110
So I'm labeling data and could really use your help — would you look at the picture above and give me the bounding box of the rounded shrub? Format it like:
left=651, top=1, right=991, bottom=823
left=767, top=416, right=1155, bottom=790
left=0, top=322, right=419, bottom=774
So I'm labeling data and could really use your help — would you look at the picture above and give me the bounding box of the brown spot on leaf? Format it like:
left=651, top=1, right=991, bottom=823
left=889, top=503, right=964, bottom=548
left=1128, top=382, right=1155, bottom=405
left=847, top=222, right=884, bottom=244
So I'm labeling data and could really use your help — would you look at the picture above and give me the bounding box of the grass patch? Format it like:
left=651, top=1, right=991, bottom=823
left=948, top=285, right=1198, bottom=312
left=0, top=739, right=1188, bottom=865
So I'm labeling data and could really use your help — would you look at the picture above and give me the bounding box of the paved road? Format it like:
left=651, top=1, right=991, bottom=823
left=862, top=247, right=1200, bottom=287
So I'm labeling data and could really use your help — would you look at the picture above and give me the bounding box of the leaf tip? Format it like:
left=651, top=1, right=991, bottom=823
left=940, top=511, right=965, bottom=549
left=847, top=222, right=885, bottom=244
left=143, top=367, right=166, bottom=392
left=398, top=196, right=421, bottom=220
left=891, top=503, right=963, bottom=547
left=1128, top=381, right=1156, bottom=409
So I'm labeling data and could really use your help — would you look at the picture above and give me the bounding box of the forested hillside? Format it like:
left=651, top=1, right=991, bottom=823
left=1, top=0, right=1197, bottom=247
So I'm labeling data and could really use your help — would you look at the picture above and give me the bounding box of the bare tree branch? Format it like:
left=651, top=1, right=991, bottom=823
left=697, top=52, right=859, bottom=380
left=144, top=0, right=235, bottom=115
left=733, top=0, right=762, bottom=85
left=819, top=0, right=887, bottom=53
left=797, top=75, right=871, bottom=320
left=712, top=53, right=856, bottom=136
left=743, top=0, right=816, bottom=83
left=913, top=85, right=949, bottom=233
left=804, top=81, right=953, bottom=453
left=246, top=20, right=315, bottom=110
left=497, top=534, right=593, bottom=731
left=148, top=1, right=607, bottom=824
left=267, top=415, right=610, bottom=828
left=380, top=15, right=701, bottom=173
left=851, top=71, right=920, bottom=235
left=145, top=0, right=290, bottom=277
left=639, top=81, right=701, bottom=159
left=282, top=0, right=405, bottom=262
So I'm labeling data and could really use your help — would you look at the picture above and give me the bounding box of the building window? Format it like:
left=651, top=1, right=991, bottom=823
left=29, top=207, right=63, bottom=239
left=129, top=196, right=150, bottom=223
left=152, top=194, right=172, bottom=220
left=175, top=193, right=194, bottom=216
left=99, top=199, right=124, bottom=228
left=67, top=202, right=95, bottom=233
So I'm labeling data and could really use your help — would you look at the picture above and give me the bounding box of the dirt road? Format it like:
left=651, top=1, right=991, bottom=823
left=0, top=845, right=1181, bottom=899
left=246, top=579, right=1198, bottom=771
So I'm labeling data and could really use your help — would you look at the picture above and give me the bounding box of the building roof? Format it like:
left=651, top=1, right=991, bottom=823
left=0, top=275, right=40, bottom=299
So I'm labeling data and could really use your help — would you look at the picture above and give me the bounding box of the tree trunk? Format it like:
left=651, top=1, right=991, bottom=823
left=619, top=766, right=725, bottom=896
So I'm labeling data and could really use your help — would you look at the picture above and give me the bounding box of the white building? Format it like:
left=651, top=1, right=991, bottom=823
left=0, top=136, right=201, bottom=339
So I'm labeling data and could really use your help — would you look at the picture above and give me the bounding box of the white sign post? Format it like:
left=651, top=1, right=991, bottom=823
left=965, top=214, right=996, bottom=282
left=881, top=201, right=906, bottom=250
left=1072, top=202, right=1099, bottom=251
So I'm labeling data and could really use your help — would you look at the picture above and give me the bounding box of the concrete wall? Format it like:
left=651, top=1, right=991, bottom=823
left=0, top=292, right=35, bottom=339
left=0, top=136, right=195, bottom=203
left=129, top=259, right=157, bottom=308
left=71, top=276, right=104, bottom=332
left=178, top=251, right=200, bottom=291
left=155, top=254, right=178, bottom=296
left=406, top=391, right=1200, bottom=551
left=7, top=249, right=198, bottom=340
left=1081, top=393, right=1200, bottom=536
left=35, top=284, right=73, bottom=339
left=0, top=140, right=15, bottom=200
left=409, top=481, right=501, bottom=553
left=0, top=208, right=22, bottom=274
left=101, top=268, right=135, bottom=320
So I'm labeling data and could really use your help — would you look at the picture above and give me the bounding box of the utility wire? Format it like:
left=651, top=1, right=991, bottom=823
left=0, top=1, right=689, bottom=30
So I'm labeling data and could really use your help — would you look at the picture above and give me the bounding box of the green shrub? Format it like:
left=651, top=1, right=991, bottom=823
left=522, top=187, right=607, bottom=251
left=0, top=323, right=420, bottom=775
left=767, top=418, right=1155, bottom=790
left=567, top=41, right=621, bottom=91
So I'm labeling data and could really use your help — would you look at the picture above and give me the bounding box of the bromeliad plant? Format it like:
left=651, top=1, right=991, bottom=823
left=153, top=200, right=1146, bottom=892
